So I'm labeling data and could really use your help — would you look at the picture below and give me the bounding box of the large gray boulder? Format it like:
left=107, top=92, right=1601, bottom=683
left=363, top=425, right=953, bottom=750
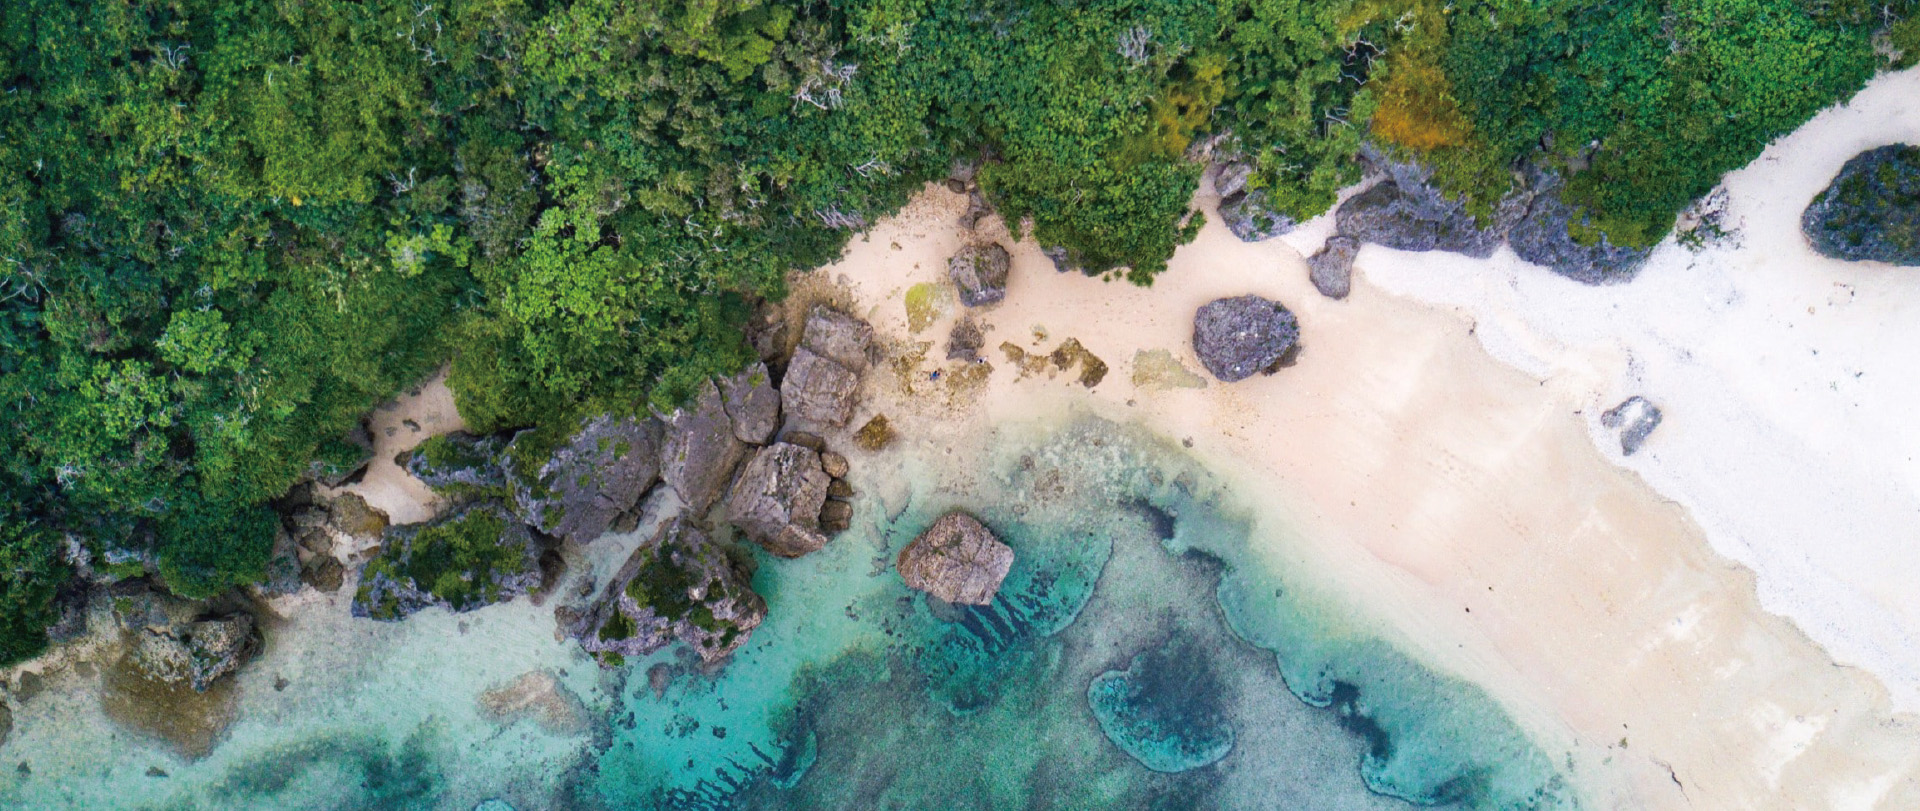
left=1191, top=296, right=1299, bottom=383
left=352, top=501, right=545, bottom=621
left=564, top=518, right=765, bottom=666
left=657, top=379, right=751, bottom=514
left=129, top=613, right=259, bottom=693
left=508, top=414, right=662, bottom=543
left=726, top=443, right=832, bottom=558
left=897, top=512, right=1014, bottom=606
left=717, top=361, right=782, bottom=445
left=405, top=431, right=510, bottom=493
left=1508, top=187, right=1651, bottom=284
left=799, top=306, right=874, bottom=372
left=949, top=243, right=1011, bottom=307
left=780, top=348, right=860, bottom=428
left=1802, top=144, right=1920, bottom=265
left=1307, top=236, right=1359, bottom=300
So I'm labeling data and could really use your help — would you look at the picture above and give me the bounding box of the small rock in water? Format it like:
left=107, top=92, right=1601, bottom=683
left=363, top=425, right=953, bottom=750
left=853, top=415, right=895, bottom=452
left=146, top=766, right=168, bottom=778
left=1191, top=296, right=1299, bottom=383
left=1600, top=396, right=1663, bottom=456
left=819, top=451, right=850, bottom=479
left=897, top=512, right=1014, bottom=606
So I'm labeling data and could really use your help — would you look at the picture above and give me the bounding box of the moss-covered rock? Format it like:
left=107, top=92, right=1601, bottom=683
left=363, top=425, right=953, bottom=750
left=563, top=517, right=764, bottom=666
left=351, top=502, right=544, bottom=621
left=1803, top=144, right=1920, bottom=266
left=405, top=432, right=511, bottom=498
left=506, top=414, right=662, bottom=544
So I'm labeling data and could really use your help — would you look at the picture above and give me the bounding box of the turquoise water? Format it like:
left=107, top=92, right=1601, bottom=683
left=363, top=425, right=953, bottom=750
left=1, top=415, right=1580, bottom=810
left=577, top=416, right=1578, bottom=810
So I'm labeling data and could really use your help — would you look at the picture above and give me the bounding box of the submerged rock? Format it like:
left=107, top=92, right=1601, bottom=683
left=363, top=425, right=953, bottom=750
left=897, top=512, right=1013, bottom=606
left=1087, top=637, right=1235, bottom=773
left=129, top=613, right=259, bottom=693
left=566, top=518, right=766, bottom=666
left=352, top=502, right=545, bottom=621
left=1307, top=236, right=1359, bottom=299
left=1218, top=189, right=1294, bottom=242
left=478, top=670, right=590, bottom=736
left=1507, top=187, right=1651, bottom=285
left=717, top=361, right=782, bottom=445
left=508, top=414, right=662, bottom=544
left=1191, top=296, right=1299, bottom=383
left=1600, top=396, right=1663, bottom=456
left=949, top=243, right=1011, bottom=307
left=658, top=379, right=751, bottom=514
left=853, top=415, right=896, bottom=451
left=405, top=432, right=510, bottom=494
left=726, top=443, right=832, bottom=558
left=1802, top=144, right=1920, bottom=265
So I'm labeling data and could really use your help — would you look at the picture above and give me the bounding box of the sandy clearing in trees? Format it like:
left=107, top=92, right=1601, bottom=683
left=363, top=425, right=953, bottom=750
left=323, top=366, right=465, bottom=530
left=813, top=160, right=1920, bottom=807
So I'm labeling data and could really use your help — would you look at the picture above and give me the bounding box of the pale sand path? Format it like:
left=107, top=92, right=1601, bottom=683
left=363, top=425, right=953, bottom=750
left=813, top=182, right=1920, bottom=809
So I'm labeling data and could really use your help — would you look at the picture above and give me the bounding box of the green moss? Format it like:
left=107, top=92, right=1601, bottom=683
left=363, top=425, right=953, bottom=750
left=624, top=545, right=699, bottom=623
left=1894, top=15, right=1920, bottom=69
left=598, top=611, right=638, bottom=642
left=378, top=507, right=527, bottom=611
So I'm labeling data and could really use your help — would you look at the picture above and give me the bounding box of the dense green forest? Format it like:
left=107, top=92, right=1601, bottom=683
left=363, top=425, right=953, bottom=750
left=0, top=0, right=1910, bottom=664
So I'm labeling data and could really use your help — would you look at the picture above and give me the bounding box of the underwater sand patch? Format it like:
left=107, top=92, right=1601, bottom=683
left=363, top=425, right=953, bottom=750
left=100, top=650, right=240, bottom=760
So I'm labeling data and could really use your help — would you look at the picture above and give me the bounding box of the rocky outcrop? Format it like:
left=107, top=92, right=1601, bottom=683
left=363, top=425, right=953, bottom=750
left=279, top=487, right=386, bottom=594
left=1336, top=181, right=1504, bottom=258
left=129, top=612, right=259, bottom=693
left=564, top=518, right=765, bottom=666
left=780, top=308, right=873, bottom=429
left=1191, top=296, right=1299, bottom=383
left=1218, top=189, right=1293, bottom=242
left=509, top=415, right=662, bottom=544
left=1802, top=144, right=1920, bottom=265
left=1507, top=187, right=1650, bottom=285
left=726, top=443, right=832, bottom=558
left=1307, top=236, right=1358, bottom=299
left=1600, top=396, right=1663, bottom=456
left=897, top=512, right=1013, bottom=606
left=717, top=361, right=782, bottom=445
left=1328, top=148, right=1649, bottom=284
left=352, top=502, right=545, bottom=621
left=950, top=243, right=1011, bottom=307
left=405, top=431, right=510, bottom=493
left=800, top=306, right=874, bottom=372
left=657, top=379, right=751, bottom=514
left=1042, top=246, right=1080, bottom=274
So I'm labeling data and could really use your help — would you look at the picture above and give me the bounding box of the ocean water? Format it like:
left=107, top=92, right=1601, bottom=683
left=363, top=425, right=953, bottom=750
left=0, top=415, right=1578, bottom=810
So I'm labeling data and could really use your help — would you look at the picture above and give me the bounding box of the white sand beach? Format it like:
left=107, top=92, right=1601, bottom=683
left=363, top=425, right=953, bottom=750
left=813, top=73, right=1920, bottom=807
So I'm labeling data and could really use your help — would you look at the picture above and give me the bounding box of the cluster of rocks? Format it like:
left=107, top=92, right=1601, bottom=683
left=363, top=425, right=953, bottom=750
left=271, top=485, right=389, bottom=596
left=112, top=588, right=259, bottom=693
left=371, top=305, right=879, bottom=667
left=1294, top=146, right=1652, bottom=297
left=1802, top=144, right=1920, bottom=266
left=1191, top=295, right=1300, bottom=383
left=1601, top=396, right=1664, bottom=456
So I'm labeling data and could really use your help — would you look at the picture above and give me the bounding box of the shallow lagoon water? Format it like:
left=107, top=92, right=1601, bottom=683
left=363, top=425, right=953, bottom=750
left=1, top=415, right=1576, bottom=810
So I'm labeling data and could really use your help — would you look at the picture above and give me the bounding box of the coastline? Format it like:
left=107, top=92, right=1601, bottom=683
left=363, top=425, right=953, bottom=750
left=819, top=171, right=1920, bottom=807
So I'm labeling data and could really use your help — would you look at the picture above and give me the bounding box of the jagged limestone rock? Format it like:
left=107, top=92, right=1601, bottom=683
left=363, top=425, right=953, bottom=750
left=565, top=518, right=766, bottom=666
left=717, top=361, right=782, bottom=445
left=352, top=502, right=545, bottom=621
left=1802, top=144, right=1920, bottom=265
left=508, top=414, right=662, bottom=544
left=657, top=379, right=750, bottom=514
left=726, top=443, right=832, bottom=558
left=949, top=243, right=1011, bottom=307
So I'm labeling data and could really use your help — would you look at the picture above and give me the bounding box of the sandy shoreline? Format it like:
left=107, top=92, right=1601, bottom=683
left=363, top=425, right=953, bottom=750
left=817, top=168, right=1920, bottom=807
